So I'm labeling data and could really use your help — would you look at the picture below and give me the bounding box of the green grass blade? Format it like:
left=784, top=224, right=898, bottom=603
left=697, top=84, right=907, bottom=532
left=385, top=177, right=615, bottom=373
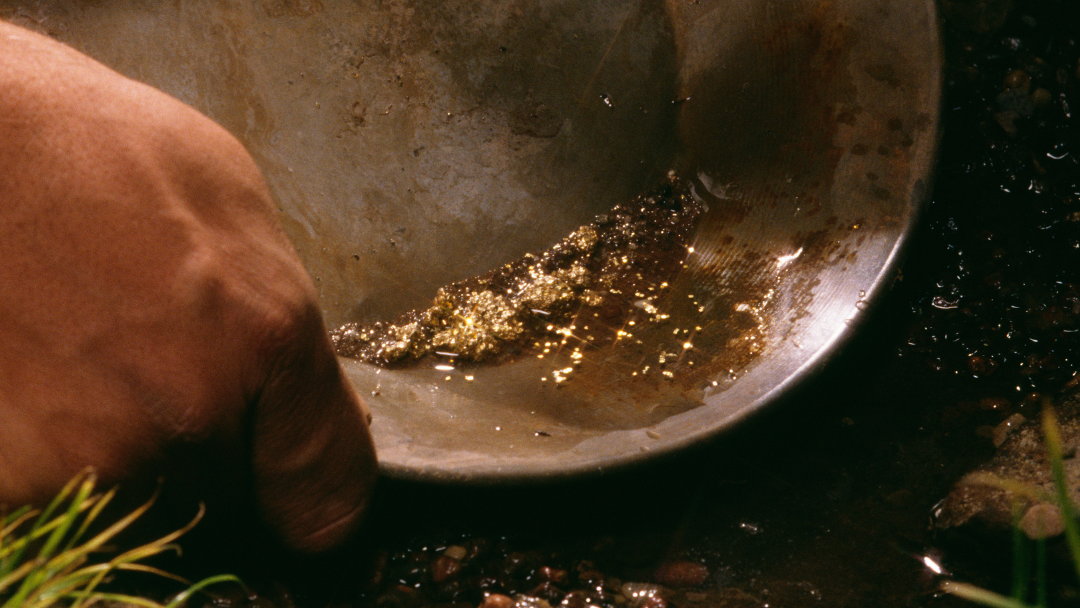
left=28, top=471, right=86, bottom=530
left=69, top=546, right=180, bottom=608
left=59, top=487, right=157, bottom=569
left=0, top=507, right=33, bottom=530
left=19, top=562, right=105, bottom=608
left=77, top=591, right=169, bottom=608
left=67, top=544, right=175, bottom=608
left=1041, top=407, right=1080, bottom=584
left=0, top=507, right=34, bottom=545
left=69, top=504, right=201, bottom=608
left=0, top=473, right=240, bottom=608
left=1035, top=539, right=1047, bottom=608
left=163, top=574, right=245, bottom=608
left=0, top=506, right=35, bottom=574
left=111, top=563, right=191, bottom=585
left=6, top=477, right=100, bottom=608
left=942, top=580, right=1034, bottom=608
left=963, top=473, right=1054, bottom=504
left=0, top=509, right=37, bottom=549
left=0, top=558, right=45, bottom=597
left=62, top=486, right=116, bottom=556
left=1011, top=504, right=1030, bottom=601
left=0, top=473, right=100, bottom=565
left=37, top=475, right=96, bottom=559
left=4, top=554, right=90, bottom=608
left=0, top=474, right=71, bottom=573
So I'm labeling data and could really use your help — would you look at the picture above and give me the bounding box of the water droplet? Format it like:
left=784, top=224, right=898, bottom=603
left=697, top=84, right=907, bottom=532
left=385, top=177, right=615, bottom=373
left=739, top=521, right=763, bottom=535
left=931, top=296, right=959, bottom=310
left=600, top=93, right=614, bottom=107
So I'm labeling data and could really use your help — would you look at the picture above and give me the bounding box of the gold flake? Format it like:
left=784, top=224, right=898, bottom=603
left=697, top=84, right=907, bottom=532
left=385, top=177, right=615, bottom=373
left=331, top=177, right=706, bottom=369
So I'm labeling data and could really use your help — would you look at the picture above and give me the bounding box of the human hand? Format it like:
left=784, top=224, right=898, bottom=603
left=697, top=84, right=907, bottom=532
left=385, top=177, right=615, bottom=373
left=0, top=21, right=376, bottom=553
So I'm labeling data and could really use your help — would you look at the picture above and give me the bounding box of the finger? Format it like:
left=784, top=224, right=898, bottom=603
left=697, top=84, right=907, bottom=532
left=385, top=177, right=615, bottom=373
left=249, top=302, right=378, bottom=553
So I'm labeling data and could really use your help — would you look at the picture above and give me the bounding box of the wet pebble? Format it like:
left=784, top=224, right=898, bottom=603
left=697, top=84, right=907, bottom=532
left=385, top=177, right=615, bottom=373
left=1004, top=68, right=1032, bottom=91
left=652, top=561, right=709, bottom=588
left=478, top=593, right=515, bottom=608
left=1019, top=502, right=1065, bottom=540
left=431, top=555, right=463, bottom=583
left=992, top=413, right=1027, bottom=447
left=511, top=595, right=552, bottom=608
left=620, top=583, right=666, bottom=608
left=445, top=545, right=469, bottom=560
left=558, top=591, right=591, bottom=608
left=1031, top=86, right=1053, bottom=107
left=535, top=566, right=568, bottom=586
left=526, top=582, right=563, bottom=604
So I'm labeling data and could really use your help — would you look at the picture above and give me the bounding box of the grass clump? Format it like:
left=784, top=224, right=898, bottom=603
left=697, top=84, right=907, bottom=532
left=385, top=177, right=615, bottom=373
left=942, top=407, right=1080, bottom=608
left=0, top=469, right=241, bottom=608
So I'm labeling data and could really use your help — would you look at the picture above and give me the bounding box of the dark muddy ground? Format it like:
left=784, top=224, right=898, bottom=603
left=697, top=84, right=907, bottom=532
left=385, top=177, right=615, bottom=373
left=181, top=2, right=1080, bottom=607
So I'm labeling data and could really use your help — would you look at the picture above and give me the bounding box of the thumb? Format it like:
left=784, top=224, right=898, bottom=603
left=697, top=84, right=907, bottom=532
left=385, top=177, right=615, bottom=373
left=249, top=303, right=377, bottom=553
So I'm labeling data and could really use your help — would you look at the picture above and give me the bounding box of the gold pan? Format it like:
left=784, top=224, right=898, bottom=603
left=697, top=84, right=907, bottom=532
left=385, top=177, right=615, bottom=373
left=1, top=0, right=941, bottom=481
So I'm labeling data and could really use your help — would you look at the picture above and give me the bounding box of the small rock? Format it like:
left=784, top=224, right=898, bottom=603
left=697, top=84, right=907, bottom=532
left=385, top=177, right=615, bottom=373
left=995, top=89, right=1035, bottom=136
left=536, top=566, right=569, bottom=586
left=559, top=591, right=590, bottom=608
left=444, top=545, right=468, bottom=561
left=431, top=555, right=462, bottom=583
left=510, top=595, right=552, bottom=608
left=997, top=88, right=1035, bottom=116
left=935, top=399, right=1080, bottom=532
left=621, top=583, right=665, bottom=608
left=1019, top=502, right=1065, bottom=540
left=1004, top=68, right=1031, bottom=92
left=1032, top=87, right=1054, bottom=108
left=653, top=561, right=709, bottom=588
left=479, top=594, right=515, bottom=608
left=992, top=413, right=1027, bottom=447
left=527, top=582, right=563, bottom=604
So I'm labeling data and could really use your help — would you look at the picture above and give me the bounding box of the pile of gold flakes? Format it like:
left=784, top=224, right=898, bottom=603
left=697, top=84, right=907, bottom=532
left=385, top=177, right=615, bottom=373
left=331, top=176, right=703, bottom=367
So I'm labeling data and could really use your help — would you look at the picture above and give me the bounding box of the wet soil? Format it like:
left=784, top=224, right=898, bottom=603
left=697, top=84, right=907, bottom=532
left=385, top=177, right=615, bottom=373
left=188, top=2, right=1080, bottom=607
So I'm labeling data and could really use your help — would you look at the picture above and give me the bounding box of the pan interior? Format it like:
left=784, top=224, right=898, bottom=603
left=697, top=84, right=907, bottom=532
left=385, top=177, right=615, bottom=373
left=0, top=0, right=941, bottom=481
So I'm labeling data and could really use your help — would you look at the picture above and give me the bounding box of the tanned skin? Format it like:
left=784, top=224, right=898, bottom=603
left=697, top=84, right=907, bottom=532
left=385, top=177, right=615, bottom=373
left=0, top=20, right=377, bottom=553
